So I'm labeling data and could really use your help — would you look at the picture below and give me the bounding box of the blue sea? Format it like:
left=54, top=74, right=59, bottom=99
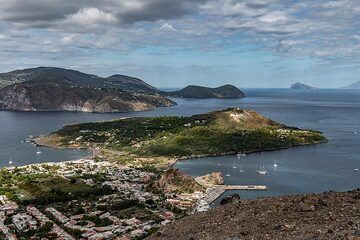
left=1, top=89, right=359, bottom=200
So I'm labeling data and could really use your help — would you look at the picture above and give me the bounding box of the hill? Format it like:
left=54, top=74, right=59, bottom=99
left=0, top=73, right=174, bottom=113
left=147, top=189, right=360, bottom=240
left=343, top=81, right=360, bottom=89
left=0, top=67, right=161, bottom=94
left=291, top=82, right=317, bottom=90
left=166, top=85, right=245, bottom=98
left=36, top=108, right=326, bottom=167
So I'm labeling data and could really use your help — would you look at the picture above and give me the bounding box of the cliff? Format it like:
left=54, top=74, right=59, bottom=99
left=0, top=74, right=174, bottom=113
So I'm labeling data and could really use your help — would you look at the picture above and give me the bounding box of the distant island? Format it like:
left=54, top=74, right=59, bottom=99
left=343, top=81, right=360, bottom=89
left=290, top=82, right=318, bottom=90
left=166, top=85, right=245, bottom=98
left=0, top=67, right=245, bottom=113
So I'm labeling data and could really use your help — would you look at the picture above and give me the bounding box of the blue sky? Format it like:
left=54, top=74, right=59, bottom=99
left=0, top=0, right=359, bottom=88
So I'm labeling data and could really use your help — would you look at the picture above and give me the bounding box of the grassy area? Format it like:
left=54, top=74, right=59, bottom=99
left=38, top=108, right=327, bottom=166
left=0, top=168, right=113, bottom=204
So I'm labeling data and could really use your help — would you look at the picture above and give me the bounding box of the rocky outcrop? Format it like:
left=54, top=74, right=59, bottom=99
left=195, top=172, right=224, bottom=187
left=0, top=75, right=175, bottom=113
left=155, top=169, right=204, bottom=194
left=219, top=194, right=241, bottom=205
left=166, top=85, right=245, bottom=98
left=147, top=189, right=360, bottom=240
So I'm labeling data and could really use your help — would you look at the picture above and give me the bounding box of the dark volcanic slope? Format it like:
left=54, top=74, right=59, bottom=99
left=148, top=190, right=360, bottom=240
left=0, top=74, right=174, bottom=113
left=167, top=84, right=245, bottom=98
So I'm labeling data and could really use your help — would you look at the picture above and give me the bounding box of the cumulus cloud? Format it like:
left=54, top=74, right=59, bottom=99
left=0, top=0, right=360, bottom=63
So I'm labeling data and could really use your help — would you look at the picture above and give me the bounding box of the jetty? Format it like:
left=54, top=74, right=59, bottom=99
left=202, top=185, right=268, bottom=205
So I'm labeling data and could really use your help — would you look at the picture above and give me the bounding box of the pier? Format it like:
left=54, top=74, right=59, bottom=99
left=202, top=185, right=268, bottom=205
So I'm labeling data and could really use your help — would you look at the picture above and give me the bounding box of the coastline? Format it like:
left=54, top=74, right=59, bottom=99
left=11, top=137, right=327, bottom=172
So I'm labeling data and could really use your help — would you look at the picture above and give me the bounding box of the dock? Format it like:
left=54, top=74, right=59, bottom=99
left=202, top=185, right=267, bottom=205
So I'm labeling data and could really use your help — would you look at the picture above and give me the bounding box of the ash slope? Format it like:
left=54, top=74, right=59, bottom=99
left=148, top=189, right=360, bottom=240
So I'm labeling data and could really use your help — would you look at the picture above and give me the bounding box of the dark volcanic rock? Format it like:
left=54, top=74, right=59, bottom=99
left=166, top=84, right=245, bottom=98
left=219, top=194, right=241, bottom=205
left=147, top=189, right=360, bottom=240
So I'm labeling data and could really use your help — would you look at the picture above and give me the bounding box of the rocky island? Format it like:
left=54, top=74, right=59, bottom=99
left=343, top=81, right=360, bottom=89
left=166, top=84, right=245, bottom=98
left=290, top=82, right=318, bottom=90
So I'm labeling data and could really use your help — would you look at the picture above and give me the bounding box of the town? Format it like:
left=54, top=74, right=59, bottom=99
left=0, top=158, right=206, bottom=240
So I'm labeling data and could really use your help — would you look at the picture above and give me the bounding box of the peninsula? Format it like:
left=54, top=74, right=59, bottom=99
left=35, top=108, right=326, bottom=167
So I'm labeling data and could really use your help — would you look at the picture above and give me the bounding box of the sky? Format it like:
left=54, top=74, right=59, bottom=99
left=0, top=0, right=359, bottom=88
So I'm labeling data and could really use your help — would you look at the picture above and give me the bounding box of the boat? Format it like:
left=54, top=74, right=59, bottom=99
left=239, top=169, right=245, bottom=173
left=36, top=147, right=42, bottom=155
left=232, top=160, right=238, bottom=169
left=354, top=168, right=359, bottom=172
left=273, top=160, right=278, bottom=167
left=354, top=131, right=357, bottom=135
left=257, top=165, right=268, bottom=175
left=8, top=159, right=13, bottom=165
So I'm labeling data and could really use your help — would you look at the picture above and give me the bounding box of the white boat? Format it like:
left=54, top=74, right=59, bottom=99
left=225, top=173, right=231, bottom=177
left=8, top=159, right=13, bottom=165
left=239, top=169, right=245, bottom=173
left=354, top=168, right=359, bottom=172
left=232, top=160, right=238, bottom=169
left=354, top=131, right=357, bottom=135
left=273, top=160, right=278, bottom=167
left=257, top=165, right=268, bottom=175
left=36, top=147, right=42, bottom=155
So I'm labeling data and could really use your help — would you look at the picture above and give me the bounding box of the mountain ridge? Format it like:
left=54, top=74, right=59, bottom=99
left=0, top=69, right=175, bottom=113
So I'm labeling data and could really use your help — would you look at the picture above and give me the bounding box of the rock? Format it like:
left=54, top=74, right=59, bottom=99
left=195, top=172, right=224, bottom=187
left=300, top=203, right=316, bottom=212
left=219, top=194, right=241, bottom=205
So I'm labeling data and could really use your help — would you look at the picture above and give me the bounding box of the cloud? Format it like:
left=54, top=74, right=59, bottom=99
left=159, top=23, right=177, bottom=32
left=65, top=7, right=117, bottom=26
left=0, top=0, right=360, bottom=65
left=0, top=0, right=207, bottom=27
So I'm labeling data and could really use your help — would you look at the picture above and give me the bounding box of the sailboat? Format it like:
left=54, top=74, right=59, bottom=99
left=225, top=168, right=231, bottom=177
left=239, top=166, right=245, bottom=173
left=232, top=160, right=238, bottom=169
left=273, top=160, right=278, bottom=167
left=257, top=165, right=268, bottom=175
left=36, top=147, right=42, bottom=155
left=8, top=157, right=13, bottom=165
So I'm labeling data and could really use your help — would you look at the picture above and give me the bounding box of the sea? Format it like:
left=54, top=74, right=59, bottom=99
left=1, top=89, right=359, bottom=201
